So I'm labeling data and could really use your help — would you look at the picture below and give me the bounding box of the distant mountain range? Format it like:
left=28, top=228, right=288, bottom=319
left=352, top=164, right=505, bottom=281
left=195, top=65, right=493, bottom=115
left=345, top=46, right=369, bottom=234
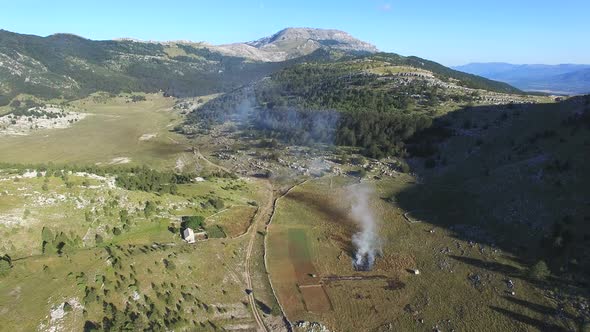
left=453, top=63, right=590, bottom=95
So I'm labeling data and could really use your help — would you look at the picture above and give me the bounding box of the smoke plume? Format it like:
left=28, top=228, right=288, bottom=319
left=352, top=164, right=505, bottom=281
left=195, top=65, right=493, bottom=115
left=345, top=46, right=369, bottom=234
left=348, top=184, right=382, bottom=271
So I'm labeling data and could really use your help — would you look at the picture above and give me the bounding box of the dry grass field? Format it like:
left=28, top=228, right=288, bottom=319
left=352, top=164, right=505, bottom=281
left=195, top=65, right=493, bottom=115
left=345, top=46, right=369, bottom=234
left=0, top=93, right=188, bottom=169
left=268, top=176, right=574, bottom=332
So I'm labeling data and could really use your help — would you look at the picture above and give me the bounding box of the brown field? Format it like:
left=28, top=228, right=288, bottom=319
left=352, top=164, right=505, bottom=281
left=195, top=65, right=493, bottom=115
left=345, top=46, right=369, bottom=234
left=267, top=177, right=414, bottom=329
left=299, top=286, right=333, bottom=313
left=267, top=227, right=306, bottom=318
left=288, top=228, right=331, bottom=314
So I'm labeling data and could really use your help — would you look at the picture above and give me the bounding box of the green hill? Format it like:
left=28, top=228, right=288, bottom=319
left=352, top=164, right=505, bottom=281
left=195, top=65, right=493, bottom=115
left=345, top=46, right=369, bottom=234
left=188, top=51, right=535, bottom=157
left=1, top=29, right=520, bottom=108
left=0, top=30, right=288, bottom=105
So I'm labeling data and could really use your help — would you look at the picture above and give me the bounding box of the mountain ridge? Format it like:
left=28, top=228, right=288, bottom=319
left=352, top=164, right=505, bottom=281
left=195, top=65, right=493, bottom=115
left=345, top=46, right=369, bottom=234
left=9, top=27, right=378, bottom=62
left=0, top=28, right=520, bottom=106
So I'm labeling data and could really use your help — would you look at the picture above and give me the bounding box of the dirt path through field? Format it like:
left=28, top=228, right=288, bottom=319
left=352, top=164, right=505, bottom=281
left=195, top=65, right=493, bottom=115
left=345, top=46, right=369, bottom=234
left=245, top=179, right=309, bottom=332
left=245, top=180, right=273, bottom=331
left=263, top=180, right=310, bottom=325
left=194, top=148, right=232, bottom=174
left=198, top=148, right=297, bottom=331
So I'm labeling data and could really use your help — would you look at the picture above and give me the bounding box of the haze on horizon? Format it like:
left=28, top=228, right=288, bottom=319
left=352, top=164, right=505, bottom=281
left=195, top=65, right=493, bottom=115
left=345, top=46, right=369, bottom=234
left=1, top=0, right=589, bottom=66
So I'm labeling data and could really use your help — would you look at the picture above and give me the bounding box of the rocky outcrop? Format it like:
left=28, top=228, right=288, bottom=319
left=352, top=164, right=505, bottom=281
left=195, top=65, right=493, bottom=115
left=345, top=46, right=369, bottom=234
left=247, top=27, right=378, bottom=52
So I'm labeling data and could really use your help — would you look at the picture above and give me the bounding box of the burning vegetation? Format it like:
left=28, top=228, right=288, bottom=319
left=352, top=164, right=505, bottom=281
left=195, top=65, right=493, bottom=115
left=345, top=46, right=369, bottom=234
left=348, top=184, right=383, bottom=271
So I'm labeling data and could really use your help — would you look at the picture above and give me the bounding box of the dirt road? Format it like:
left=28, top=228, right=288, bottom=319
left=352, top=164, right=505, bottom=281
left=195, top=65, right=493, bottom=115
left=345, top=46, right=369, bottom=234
left=244, top=180, right=273, bottom=331
left=197, top=150, right=291, bottom=331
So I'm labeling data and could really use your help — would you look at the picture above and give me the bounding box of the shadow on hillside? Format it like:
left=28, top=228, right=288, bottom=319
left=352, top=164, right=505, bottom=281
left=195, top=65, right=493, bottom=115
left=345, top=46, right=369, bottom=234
left=449, top=255, right=521, bottom=276
left=397, top=97, right=590, bottom=258
left=502, top=296, right=578, bottom=321
left=395, top=97, right=590, bottom=326
left=397, top=102, right=549, bottom=248
left=490, top=306, right=570, bottom=332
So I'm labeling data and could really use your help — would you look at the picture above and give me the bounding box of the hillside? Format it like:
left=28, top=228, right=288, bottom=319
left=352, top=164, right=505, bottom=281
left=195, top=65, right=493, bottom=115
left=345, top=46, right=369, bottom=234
left=188, top=51, right=536, bottom=157
left=533, top=68, right=590, bottom=94
left=0, top=28, right=522, bottom=110
left=0, top=29, right=289, bottom=106
left=453, top=62, right=590, bottom=95
left=399, top=95, right=590, bottom=302
left=0, top=28, right=380, bottom=106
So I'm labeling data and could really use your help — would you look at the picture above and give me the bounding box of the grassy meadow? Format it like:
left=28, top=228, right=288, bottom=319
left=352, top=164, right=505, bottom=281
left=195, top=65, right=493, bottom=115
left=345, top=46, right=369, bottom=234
left=0, top=92, right=276, bottom=331
left=0, top=166, right=269, bottom=331
left=0, top=93, right=188, bottom=169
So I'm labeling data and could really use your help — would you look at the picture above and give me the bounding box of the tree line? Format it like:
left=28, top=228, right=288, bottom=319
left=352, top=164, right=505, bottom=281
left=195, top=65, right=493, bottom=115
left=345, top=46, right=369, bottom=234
left=187, top=81, right=435, bottom=158
left=0, top=163, right=198, bottom=194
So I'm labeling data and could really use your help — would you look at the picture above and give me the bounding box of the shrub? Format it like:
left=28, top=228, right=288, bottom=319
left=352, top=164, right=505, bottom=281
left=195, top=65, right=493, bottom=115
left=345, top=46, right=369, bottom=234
left=131, top=95, right=146, bottom=102
left=83, top=321, right=101, bottom=332
left=144, top=201, right=157, bottom=218
left=163, top=259, right=176, bottom=270
left=357, top=168, right=367, bottom=178
left=119, top=210, right=129, bottom=224
left=0, top=259, right=11, bottom=277
left=208, top=197, right=224, bottom=210
left=399, top=160, right=411, bottom=173
left=528, top=260, right=550, bottom=280
left=182, top=216, right=204, bottom=229
left=350, top=156, right=366, bottom=165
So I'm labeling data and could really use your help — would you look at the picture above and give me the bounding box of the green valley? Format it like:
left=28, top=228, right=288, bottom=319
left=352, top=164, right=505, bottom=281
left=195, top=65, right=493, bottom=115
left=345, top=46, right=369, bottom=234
left=0, top=25, right=588, bottom=332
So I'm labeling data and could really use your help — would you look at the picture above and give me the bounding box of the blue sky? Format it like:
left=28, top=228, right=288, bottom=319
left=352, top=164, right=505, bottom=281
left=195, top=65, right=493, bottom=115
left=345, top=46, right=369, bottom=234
left=1, top=0, right=589, bottom=66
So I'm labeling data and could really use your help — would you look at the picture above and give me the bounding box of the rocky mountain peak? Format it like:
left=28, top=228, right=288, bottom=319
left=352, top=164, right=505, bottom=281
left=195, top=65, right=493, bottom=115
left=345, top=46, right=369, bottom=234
left=246, top=27, right=379, bottom=54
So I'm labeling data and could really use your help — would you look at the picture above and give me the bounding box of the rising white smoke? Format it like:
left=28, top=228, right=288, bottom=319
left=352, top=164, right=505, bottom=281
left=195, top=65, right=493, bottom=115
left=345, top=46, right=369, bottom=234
left=348, top=184, right=382, bottom=271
